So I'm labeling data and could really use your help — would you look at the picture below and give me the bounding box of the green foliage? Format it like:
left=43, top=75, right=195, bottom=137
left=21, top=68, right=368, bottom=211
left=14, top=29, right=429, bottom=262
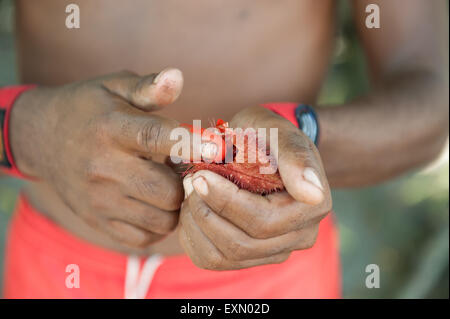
left=317, top=1, right=449, bottom=298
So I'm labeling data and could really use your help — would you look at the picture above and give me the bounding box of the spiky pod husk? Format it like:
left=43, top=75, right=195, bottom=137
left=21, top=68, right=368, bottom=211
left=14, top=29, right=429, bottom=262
left=184, top=123, right=285, bottom=195
left=185, top=162, right=284, bottom=195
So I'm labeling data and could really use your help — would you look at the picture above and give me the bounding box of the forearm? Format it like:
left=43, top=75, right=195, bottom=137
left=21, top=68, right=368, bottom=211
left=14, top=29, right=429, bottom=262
left=317, top=69, right=449, bottom=188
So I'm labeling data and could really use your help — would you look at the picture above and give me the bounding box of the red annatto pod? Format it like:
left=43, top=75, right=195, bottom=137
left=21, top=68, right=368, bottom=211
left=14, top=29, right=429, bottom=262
left=181, top=119, right=285, bottom=195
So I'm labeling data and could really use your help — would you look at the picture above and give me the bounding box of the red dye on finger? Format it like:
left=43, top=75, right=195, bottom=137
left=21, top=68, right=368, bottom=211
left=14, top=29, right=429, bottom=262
left=182, top=120, right=284, bottom=195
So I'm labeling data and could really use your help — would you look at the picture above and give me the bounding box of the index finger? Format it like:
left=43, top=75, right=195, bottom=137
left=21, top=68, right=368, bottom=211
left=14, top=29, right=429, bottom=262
left=107, top=110, right=206, bottom=162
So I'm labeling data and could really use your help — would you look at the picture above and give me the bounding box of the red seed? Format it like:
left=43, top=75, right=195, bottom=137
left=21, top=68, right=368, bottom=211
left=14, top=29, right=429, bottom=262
left=182, top=120, right=284, bottom=195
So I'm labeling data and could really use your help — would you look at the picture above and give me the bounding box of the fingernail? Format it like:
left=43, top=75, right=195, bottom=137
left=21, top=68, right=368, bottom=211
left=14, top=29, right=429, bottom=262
left=153, top=68, right=182, bottom=85
left=183, top=175, right=194, bottom=199
left=201, top=142, right=218, bottom=161
left=153, top=71, right=164, bottom=84
left=303, top=168, right=323, bottom=190
left=193, top=176, right=209, bottom=196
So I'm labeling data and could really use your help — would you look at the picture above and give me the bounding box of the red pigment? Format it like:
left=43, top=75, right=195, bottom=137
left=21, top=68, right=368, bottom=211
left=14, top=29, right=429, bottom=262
left=182, top=120, right=284, bottom=195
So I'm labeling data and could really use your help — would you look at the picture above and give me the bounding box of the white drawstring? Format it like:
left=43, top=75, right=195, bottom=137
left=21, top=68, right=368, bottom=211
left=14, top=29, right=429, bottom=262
left=124, top=254, right=163, bottom=299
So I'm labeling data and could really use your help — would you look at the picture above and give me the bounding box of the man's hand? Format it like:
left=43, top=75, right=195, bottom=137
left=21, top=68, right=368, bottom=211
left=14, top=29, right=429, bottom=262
left=179, top=106, right=332, bottom=270
left=10, top=68, right=189, bottom=250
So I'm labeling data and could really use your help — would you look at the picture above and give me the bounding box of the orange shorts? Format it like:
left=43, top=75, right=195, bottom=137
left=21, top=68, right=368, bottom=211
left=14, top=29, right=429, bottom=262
left=3, top=195, right=341, bottom=298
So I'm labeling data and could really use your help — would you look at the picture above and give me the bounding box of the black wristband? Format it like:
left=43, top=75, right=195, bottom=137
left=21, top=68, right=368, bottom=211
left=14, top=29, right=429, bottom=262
left=295, top=104, right=319, bottom=146
left=0, top=108, right=11, bottom=168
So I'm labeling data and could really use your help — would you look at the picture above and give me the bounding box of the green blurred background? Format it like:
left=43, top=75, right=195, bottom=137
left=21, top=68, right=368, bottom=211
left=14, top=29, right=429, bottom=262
left=0, top=0, right=448, bottom=298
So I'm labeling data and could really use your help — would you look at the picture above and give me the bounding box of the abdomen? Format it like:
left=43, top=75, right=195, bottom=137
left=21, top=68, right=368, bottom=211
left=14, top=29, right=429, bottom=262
left=16, top=0, right=335, bottom=123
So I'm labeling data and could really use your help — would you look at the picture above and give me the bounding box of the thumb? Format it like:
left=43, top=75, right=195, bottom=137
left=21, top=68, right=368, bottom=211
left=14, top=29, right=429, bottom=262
left=277, top=129, right=327, bottom=206
left=242, top=107, right=327, bottom=205
left=102, top=68, right=184, bottom=111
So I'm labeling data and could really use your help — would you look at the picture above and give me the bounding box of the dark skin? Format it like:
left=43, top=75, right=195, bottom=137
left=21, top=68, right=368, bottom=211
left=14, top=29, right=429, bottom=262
left=180, top=107, right=331, bottom=270
left=2, top=0, right=448, bottom=269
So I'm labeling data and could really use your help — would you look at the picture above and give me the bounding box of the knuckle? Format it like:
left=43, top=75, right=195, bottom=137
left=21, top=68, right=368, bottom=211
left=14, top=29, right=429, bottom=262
left=158, top=184, right=183, bottom=211
left=213, top=186, right=241, bottom=219
left=227, top=239, right=251, bottom=261
left=290, top=207, right=309, bottom=229
left=324, top=194, right=333, bottom=212
left=314, top=199, right=332, bottom=221
left=124, top=210, right=157, bottom=233
left=161, top=215, right=179, bottom=233
left=251, top=213, right=275, bottom=239
left=178, top=208, right=190, bottom=227
left=107, top=219, right=160, bottom=248
left=318, top=207, right=331, bottom=221
left=192, top=200, right=213, bottom=220
left=215, top=195, right=232, bottom=216
left=202, top=252, right=224, bottom=270
left=136, top=119, right=164, bottom=153
left=253, top=224, right=271, bottom=239
left=84, top=160, right=104, bottom=182
left=273, top=252, right=291, bottom=264
left=151, top=212, right=178, bottom=234
left=298, top=226, right=319, bottom=250
left=135, top=177, right=159, bottom=198
left=303, top=238, right=316, bottom=250
left=134, top=232, right=160, bottom=248
left=126, top=214, right=148, bottom=231
left=92, top=113, right=114, bottom=142
left=283, top=131, right=312, bottom=155
left=178, top=208, right=194, bottom=232
left=305, top=234, right=318, bottom=249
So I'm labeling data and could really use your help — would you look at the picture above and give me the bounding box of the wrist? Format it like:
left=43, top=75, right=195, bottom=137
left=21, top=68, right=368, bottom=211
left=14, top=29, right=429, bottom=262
left=9, top=86, right=52, bottom=178
left=261, top=103, right=320, bottom=146
left=1, top=85, right=38, bottom=178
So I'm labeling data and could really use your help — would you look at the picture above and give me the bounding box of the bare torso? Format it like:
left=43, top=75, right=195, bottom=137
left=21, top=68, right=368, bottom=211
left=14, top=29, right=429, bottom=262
left=15, top=0, right=336, bottom=255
